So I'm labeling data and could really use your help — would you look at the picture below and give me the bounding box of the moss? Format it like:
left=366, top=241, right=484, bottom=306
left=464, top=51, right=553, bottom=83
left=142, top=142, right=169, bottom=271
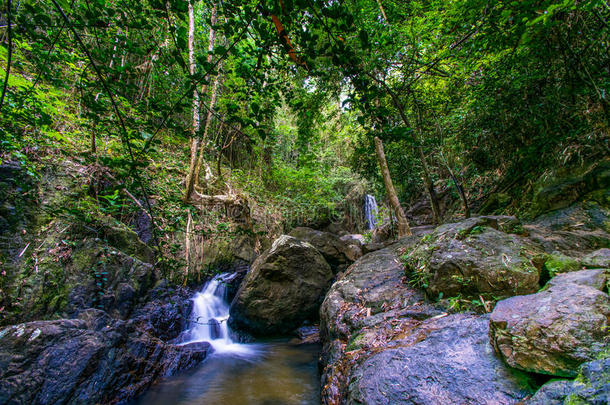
left=346, top=333, right=365, bottom=351
left=457, top=225, right=486, bottom=240
left=543, top=254, right=581, bottom=278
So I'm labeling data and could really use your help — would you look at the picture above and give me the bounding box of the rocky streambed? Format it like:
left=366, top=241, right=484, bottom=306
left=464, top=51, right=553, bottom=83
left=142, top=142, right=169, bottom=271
left=316, top=207, right=609, bottom=405
left=1, top=200, right=609, bottom=404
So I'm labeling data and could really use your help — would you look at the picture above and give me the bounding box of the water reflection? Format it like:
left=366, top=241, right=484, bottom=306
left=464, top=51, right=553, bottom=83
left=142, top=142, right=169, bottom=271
left=132, top=341, right=321, bottom=405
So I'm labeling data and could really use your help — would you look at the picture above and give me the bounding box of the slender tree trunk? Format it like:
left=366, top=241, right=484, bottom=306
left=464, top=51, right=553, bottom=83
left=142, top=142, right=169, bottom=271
left=91, top=124, right=97, bottom=154
left=0, top=0, right=13, bottom=112
left=184, top=0, right=200, bottom=201
left=448, top=166, right=470, bottom=218
left=440, top=151, right=470, bottom=218
left=413, top=103, right=442, bottom=224
left=365, top=72, right=442, bottom=224
left=374, top=136, right=411, bottom=237
left=184, top=210, right=192, bottom=285
left=194, top=71, right=221, bottom=186
left=184, top=2, right=217, bottom=201
left=417, top=145, right=442, bottom=224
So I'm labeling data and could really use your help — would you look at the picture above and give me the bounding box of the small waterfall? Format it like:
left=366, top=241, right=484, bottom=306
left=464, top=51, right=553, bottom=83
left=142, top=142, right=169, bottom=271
left=364, top=194, right=379, bottom=230
left=180, top=273, right=255, bottom=356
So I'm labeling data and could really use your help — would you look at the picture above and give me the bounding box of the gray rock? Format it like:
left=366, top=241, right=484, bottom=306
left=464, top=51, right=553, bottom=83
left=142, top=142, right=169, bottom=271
left=229, top=235, right=333, bottom=335
left=404, top=216, right=541, bottom=300
left=347, top=314, right=535, bottom=405
left=320, top=236, right=534, bottom=404
left=524, top=379, right=574, bottom=405
left=526, top=357, right=610, bottom=405
left=529, top=161, right=610, bottom=218
left=321, top=235, right=426, bottom=342
left=0, top=312, right=209, bottom=405
left=546, top=268, right=608, bottom=291
left=582, top=248, right=610, bottom=269
left=339, top=234, right=365, bottom=247
left=566, top=357, right=610, bottom=404
left=289, top=227, right=360, bottom=270
left=490, top=272, right=609, bottom=377
left=525, top=202, right=610, bottom=257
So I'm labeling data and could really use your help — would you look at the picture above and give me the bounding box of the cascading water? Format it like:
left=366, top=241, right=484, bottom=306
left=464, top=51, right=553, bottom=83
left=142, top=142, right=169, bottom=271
left=133, top=272, right=321, bottom=405
left=179, top=273, right=255, bottom=356
left=364, top=194, right=379, bottom=230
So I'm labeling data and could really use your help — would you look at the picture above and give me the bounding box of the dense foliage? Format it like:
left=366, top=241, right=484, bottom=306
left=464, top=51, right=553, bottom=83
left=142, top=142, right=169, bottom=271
left=1, top=0, right=608, bottom=252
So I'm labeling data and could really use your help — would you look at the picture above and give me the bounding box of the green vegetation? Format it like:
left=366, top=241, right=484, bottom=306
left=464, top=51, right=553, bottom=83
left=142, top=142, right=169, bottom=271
left=1, top=0, right=608, bottom=320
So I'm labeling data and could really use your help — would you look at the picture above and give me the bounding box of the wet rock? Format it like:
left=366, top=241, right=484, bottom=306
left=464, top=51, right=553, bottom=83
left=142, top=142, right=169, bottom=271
left=490, top=270, right=609, bottom=377
left=132, top=208, right=153, bottom=244
left=288, top=227, right=360, bottom=271
left=130, top=284, right=194, bottom=341
left=229, top=235, right=333, bottom=336
left=115, top=283, right=136, bottom=317
left=208, top=319, right=221, bottom=340
left=347, top=314, right=535, bottom=405
left=0, top=311, right=209, bottom=405
left=294, top=325, right=320, bottom=344
left=404, top=216, right=541, bottom=300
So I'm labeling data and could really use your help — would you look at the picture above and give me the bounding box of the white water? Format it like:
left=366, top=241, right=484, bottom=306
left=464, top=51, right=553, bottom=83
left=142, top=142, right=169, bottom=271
left=364, top=194, right=379, bottom=230
left=180, top=273, right=257, bottom=356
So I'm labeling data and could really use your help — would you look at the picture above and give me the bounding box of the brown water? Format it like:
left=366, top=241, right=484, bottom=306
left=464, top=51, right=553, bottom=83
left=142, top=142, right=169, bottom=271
left=132, top=341, right=321, bottom=405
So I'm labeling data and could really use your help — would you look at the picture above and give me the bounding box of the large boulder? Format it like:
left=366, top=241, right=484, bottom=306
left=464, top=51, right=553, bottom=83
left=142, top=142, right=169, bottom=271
left=403, top=216, right=542, bottom=300
left=288, top=227, right=361, bottom=271
left=320, top=237, right=535, bottom=404
left=490, top=269, right=609, bottom=377
left=321, top=236, right=429, bottom=344
left=229, top=235, right=333, bottom=335
left=346, top=314, right=535, bottom=405
left=0, top=310, right=209, bottom=405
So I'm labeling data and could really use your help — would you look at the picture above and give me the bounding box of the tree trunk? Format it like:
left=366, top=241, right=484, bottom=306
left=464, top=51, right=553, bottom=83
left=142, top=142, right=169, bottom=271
left=183, top=0, right=200, bottom=201
left=194, top=71, right=221, bottom=187
left=184, top=2, right=217, bottom=201
left=374, top=137, right=411, bottom=237
left=449, top=167, right=470, bottom=218
left=417, top=145, right=442, bottom=224
left=365, top=72, right=442, bottom=225
left=413, top=103, right=442, bottom=224
left=439, top=151, right=470, bottom=218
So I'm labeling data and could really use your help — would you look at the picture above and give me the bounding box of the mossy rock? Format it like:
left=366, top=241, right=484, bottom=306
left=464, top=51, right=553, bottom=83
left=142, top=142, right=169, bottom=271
left=405, top=216, right=542, bottom=300
left=543, top=253, right=582, bottom=278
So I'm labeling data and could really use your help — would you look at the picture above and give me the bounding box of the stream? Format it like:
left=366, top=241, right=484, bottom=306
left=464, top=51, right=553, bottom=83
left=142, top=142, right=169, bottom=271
left=132, top=273, right=321, bottom=405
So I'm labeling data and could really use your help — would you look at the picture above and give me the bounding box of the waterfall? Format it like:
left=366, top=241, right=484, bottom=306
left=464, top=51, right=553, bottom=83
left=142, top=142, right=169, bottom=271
left=364, top=194, right=379, bottom=230
left=180, top=273, right=255, bottom=356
